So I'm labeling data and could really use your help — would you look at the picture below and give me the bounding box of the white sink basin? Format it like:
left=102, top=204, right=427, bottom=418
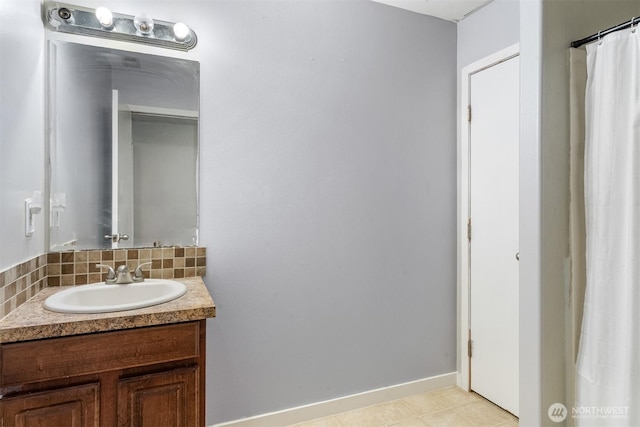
left=43, top=279, right=187, bottom=314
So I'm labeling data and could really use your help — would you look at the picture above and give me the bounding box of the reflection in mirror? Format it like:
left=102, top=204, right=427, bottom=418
left=48, top=41, right=199, bottom=251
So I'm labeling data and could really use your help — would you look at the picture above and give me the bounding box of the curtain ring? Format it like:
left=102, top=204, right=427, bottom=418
left=598, top=31, right=603, bottom=45
left=632, top=17, right=637, bottom=33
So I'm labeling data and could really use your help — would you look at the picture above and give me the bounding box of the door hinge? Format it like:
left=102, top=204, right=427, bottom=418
left=468, top=339, right=473, bottom=358
left=467, top=105, right=472, bottom=122
left=467, top=218, right=472, bottom=242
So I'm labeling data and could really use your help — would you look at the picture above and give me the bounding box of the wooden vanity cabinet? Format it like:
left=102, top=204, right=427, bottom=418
left=0, top=320, right=206, bottom=427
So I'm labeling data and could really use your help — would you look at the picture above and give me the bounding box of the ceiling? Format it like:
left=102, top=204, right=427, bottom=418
left=370, top=0, right=493, bottom=22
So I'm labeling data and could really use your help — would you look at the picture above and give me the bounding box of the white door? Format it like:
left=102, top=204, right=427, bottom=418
left=117, top=105, right=134, bottom=249
left=469, top=55, right=519, bottom=415
left=111, top=90, right=120, bottom=249
left=110, top=90, right=133, bottom=248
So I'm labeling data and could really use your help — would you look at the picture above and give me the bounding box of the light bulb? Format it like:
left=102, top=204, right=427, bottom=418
left=95, top=7, right=113, bottom=28
left=173, top=22, right=190, bottom=41
left=134, top=13, right=154, bottom=34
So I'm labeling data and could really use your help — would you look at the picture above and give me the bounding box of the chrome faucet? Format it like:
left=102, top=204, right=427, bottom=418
left=97, top=262, right=152, bottom=284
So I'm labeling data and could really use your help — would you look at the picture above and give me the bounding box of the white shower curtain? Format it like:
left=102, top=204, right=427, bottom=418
left=576, top=29, right=640, bottom=426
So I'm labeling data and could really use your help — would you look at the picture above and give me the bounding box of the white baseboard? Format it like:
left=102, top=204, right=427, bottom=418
left=211, top=372, right=456, bottom=427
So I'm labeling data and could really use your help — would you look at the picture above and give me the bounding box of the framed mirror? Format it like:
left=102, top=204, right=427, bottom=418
left=47, top=40, right=200, bottom=251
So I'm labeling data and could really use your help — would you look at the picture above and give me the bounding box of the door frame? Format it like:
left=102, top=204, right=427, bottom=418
left=111, top=89, right=120, bottom=249
left=458, top=43, right=519, bottom=392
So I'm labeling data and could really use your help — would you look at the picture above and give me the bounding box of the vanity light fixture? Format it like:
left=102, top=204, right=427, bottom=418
left=43, top=2, right=197, bottom=51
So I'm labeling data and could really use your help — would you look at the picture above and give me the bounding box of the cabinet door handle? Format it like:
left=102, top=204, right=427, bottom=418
left=516, top=252, right=520, bottom=261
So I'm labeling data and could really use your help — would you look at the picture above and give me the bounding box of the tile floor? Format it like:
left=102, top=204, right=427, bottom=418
left=288, top=387, right=518, bottom=427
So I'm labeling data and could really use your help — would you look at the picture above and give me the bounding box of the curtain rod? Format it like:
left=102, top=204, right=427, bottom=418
left=571, top=17, right=640, bottom=48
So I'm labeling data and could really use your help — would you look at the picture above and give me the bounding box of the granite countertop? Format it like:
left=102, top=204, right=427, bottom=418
left=0, top=277, right=215, bottom=344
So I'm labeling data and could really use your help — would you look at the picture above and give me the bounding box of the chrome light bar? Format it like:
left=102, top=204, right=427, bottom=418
left=43, top=2, right=197, bottom=51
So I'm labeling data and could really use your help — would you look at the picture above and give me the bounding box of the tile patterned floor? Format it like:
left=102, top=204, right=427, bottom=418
left=288, top=387, right=518, bottom=427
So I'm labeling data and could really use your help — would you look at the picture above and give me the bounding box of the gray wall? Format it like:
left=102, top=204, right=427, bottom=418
left=8, top=0, right=457, bottom=424
left=457, top=0, right=519, bottom=69
left=199, top=2, right=457, bottom=423
left=0, top=0, right=45, bottom=270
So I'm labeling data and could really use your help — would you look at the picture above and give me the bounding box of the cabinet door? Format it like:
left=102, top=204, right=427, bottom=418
left=0, top=383, right=99, bottom=427
left=117, top=366, right=199, bottom=427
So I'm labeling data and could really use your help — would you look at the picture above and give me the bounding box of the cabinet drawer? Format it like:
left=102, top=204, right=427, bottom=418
left=1, top=322, right=200, bottom=387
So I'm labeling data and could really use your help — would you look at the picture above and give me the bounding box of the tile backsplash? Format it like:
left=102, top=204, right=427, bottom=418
left=47, top=247, right=207, bottom=286
left=0, top=254, right=48, bottom=319
left=0, top=247, right=206, bottom=319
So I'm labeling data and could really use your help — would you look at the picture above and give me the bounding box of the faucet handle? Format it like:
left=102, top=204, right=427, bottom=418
left=133, top=262, right=152, bottom=282
left=96, top=264, right=116, bottom=284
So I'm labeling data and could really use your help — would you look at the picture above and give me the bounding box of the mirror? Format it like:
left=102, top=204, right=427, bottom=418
left=48, top=40, right=199, bottom=251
